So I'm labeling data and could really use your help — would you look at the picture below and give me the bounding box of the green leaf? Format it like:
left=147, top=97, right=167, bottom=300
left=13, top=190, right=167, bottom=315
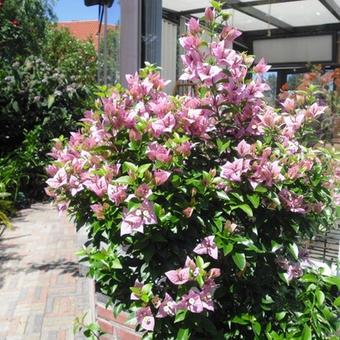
left=174, top=310, right=187, bottom=323
left=322, top=276, right=340, bottom=290
left=232, top=253, right=246, bottom=270
left=301, top=325, right=312, bottom=340
left=216, top=139, right=230, bottom=154
left=275, top=312, right=286, bottom=321
left=252, top=321, right=261, bottom=336
left=47, top=94, right=55, bottom=109
left=237, top=204, right=253, bottom=217
left=123, top=162, right=138, bottom=173
left=230, top=192, right=244, bottom=202
left=12, top=100, right=19, bottom=112
left=255, top=185, right=267, bottom=193
left=247, top=194, right=260, bottom=208
left=300, top=273, right=317, bottom=283
left=288, top=243, right=299, bottom=260
left=271, top=241, right=282, bottom=253
left=113, top=176, right=131, bottom=184
left=196, top=256, right=204, bottom=269
left=138, top=163, right=151, bottom=176
left=315, top=290, right=325, bottom=306
left=210, top=0, right=222, bottom=10
left=334, top=296, right=340, bottom=307
left=176, top=328, right=190, bottom=340
left=223, top=243, right=233, bottom=255
left=217, top=191, right=229, bottom=200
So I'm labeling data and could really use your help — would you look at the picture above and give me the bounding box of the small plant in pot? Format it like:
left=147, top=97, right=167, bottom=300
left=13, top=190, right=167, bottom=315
left=46, top=2, right=339, bottom=339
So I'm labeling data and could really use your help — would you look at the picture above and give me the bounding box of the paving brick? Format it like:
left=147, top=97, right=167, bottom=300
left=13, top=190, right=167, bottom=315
left=0, top=203, right=91, bottom=339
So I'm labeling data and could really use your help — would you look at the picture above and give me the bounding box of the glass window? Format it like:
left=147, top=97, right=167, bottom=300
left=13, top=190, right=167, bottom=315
left=263, top=71, right=278, bottom=106
left=287, top=73, right=304, bottom=90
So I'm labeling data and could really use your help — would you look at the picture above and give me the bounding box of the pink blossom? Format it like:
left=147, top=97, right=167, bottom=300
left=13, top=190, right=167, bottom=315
left=150, top=113, right=176, bottom=137
left=207, top=268, right=221, bottom=279
left=187, top=17, right=200, bottom=34
left=120, top=208, right=144, bottom=236
left=176, top=142, right=192, bottom=157
left=236, top=140, right=252, bottom=157
left=107, top=184, right=127, bottom=206
left=136, top=307, right=155, bottom=331
left=250, top=161, right=283, bottom=188
left=90, top=203, right=106, bottom=220
left=165, top=267, right=190, bottom=285
left=120, top=200, right=157, bottom=236
left=253, top=58, right=270, bottom=74
left=281, top=98, right=295, bottom=112
left=200, top=280, right=217, bottom=311
left=193, top=236, right=218, bottom=260
left=146, top=142, right=172, bottom=163
left=178, top=289, right=204, bottom=313
left=46, top=168, right=68, bottom=189
left=258, top=108, right=281, bottom=131
left=154, top=170, right=171, bottom=186
left=287, top=263, right=303, bottom=280
left=184, top=256, right=197, bottom=271
left=179, top=35, right=200, bottom=50
left=135, top=184, right=151, bottom=199
left=46, top=164, right=58, bottom=176
left=156, top=293, right=177, bottom=318
left=279, top=189, right=306, bottom=214
left=220, top=159, right=250, bottom=182
left=69, top=175, right=84, bottom=196
left=83, top=176, right=108, bottom=197
left=204, top=7, right=215, bottom=23
left=140, top=200, right=157, bottom=225
left=220, top=26, right=242, bottom=48
left=305, top=103, right=326, bottom=119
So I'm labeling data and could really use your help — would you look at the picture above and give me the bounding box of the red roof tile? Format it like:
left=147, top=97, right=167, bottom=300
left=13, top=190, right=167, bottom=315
left=57, top=21, right=117, bottom=50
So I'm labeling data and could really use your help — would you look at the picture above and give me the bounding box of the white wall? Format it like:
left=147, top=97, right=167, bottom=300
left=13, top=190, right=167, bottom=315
left=253, top=35, right=333, bottom=64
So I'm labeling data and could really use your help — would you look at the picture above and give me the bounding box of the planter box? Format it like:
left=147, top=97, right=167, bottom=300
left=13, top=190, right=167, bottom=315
left=95, top=291, right=141, bottom=340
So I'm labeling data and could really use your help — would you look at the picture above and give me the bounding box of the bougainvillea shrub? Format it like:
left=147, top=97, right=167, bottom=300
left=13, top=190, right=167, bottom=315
left=46, top=3, right=339, bottom=339
left=278, top=65, right=340, bottom=144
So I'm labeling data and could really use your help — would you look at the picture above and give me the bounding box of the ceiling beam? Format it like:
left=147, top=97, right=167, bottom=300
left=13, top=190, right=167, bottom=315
left=179, top=0, right=294, bottom=31
left=244, top=22, right=340, bottom=38
left=179, top=0, right=304, bottom=15
left=318, top=0, right=340, bottom=21
left=179, top=0, right=303, bottom=15
left=235, top=6, right=293, bottom=31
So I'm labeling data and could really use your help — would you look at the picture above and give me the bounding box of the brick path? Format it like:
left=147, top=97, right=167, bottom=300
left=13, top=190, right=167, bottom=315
left=0, top=203, right=92, bottom=340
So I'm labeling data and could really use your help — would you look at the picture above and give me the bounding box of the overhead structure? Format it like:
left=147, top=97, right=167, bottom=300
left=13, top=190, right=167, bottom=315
left=162, top=0, right=340, bottom=67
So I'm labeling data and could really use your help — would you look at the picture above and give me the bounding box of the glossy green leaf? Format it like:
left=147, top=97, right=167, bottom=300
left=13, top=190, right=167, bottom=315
left=316, top=290, right=325, bottom=306
left=247, top=194, right=260, bottom=208
left=232, top=253, right=246, bottom=270
left=288, top=243, right=299, bottom=260
left=176, top=328, right=190, bottom=340
left=47, top=94, right=55, bottom=108
left=252, top=322, right=261, bottom=336
left=301, top=325, right=312, bottom=340
left=223, top=243, right=234, bottom=255
left=174, top=310, right=187, bottom=323
left=275, top=312, right=286, bottom=321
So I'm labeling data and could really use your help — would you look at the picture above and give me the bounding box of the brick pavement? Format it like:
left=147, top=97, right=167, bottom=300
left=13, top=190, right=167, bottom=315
left=0, top=203, right=92, bottom=340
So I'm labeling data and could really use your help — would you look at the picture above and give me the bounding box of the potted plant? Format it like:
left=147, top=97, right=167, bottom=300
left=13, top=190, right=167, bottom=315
left=46, top=2, right=339, bottom=339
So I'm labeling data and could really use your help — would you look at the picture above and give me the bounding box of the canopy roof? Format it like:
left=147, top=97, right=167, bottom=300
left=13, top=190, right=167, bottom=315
left=162, top=0, right=340, bottom=34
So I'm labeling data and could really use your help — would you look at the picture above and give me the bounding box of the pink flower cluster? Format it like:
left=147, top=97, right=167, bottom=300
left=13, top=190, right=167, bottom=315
left=132, top=237, right=220, bottom=331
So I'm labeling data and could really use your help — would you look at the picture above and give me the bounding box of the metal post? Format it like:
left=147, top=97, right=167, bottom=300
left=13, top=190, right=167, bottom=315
left=103, top=4, right=108, bottom=86
left=120, top=0, right=141, bottom=86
